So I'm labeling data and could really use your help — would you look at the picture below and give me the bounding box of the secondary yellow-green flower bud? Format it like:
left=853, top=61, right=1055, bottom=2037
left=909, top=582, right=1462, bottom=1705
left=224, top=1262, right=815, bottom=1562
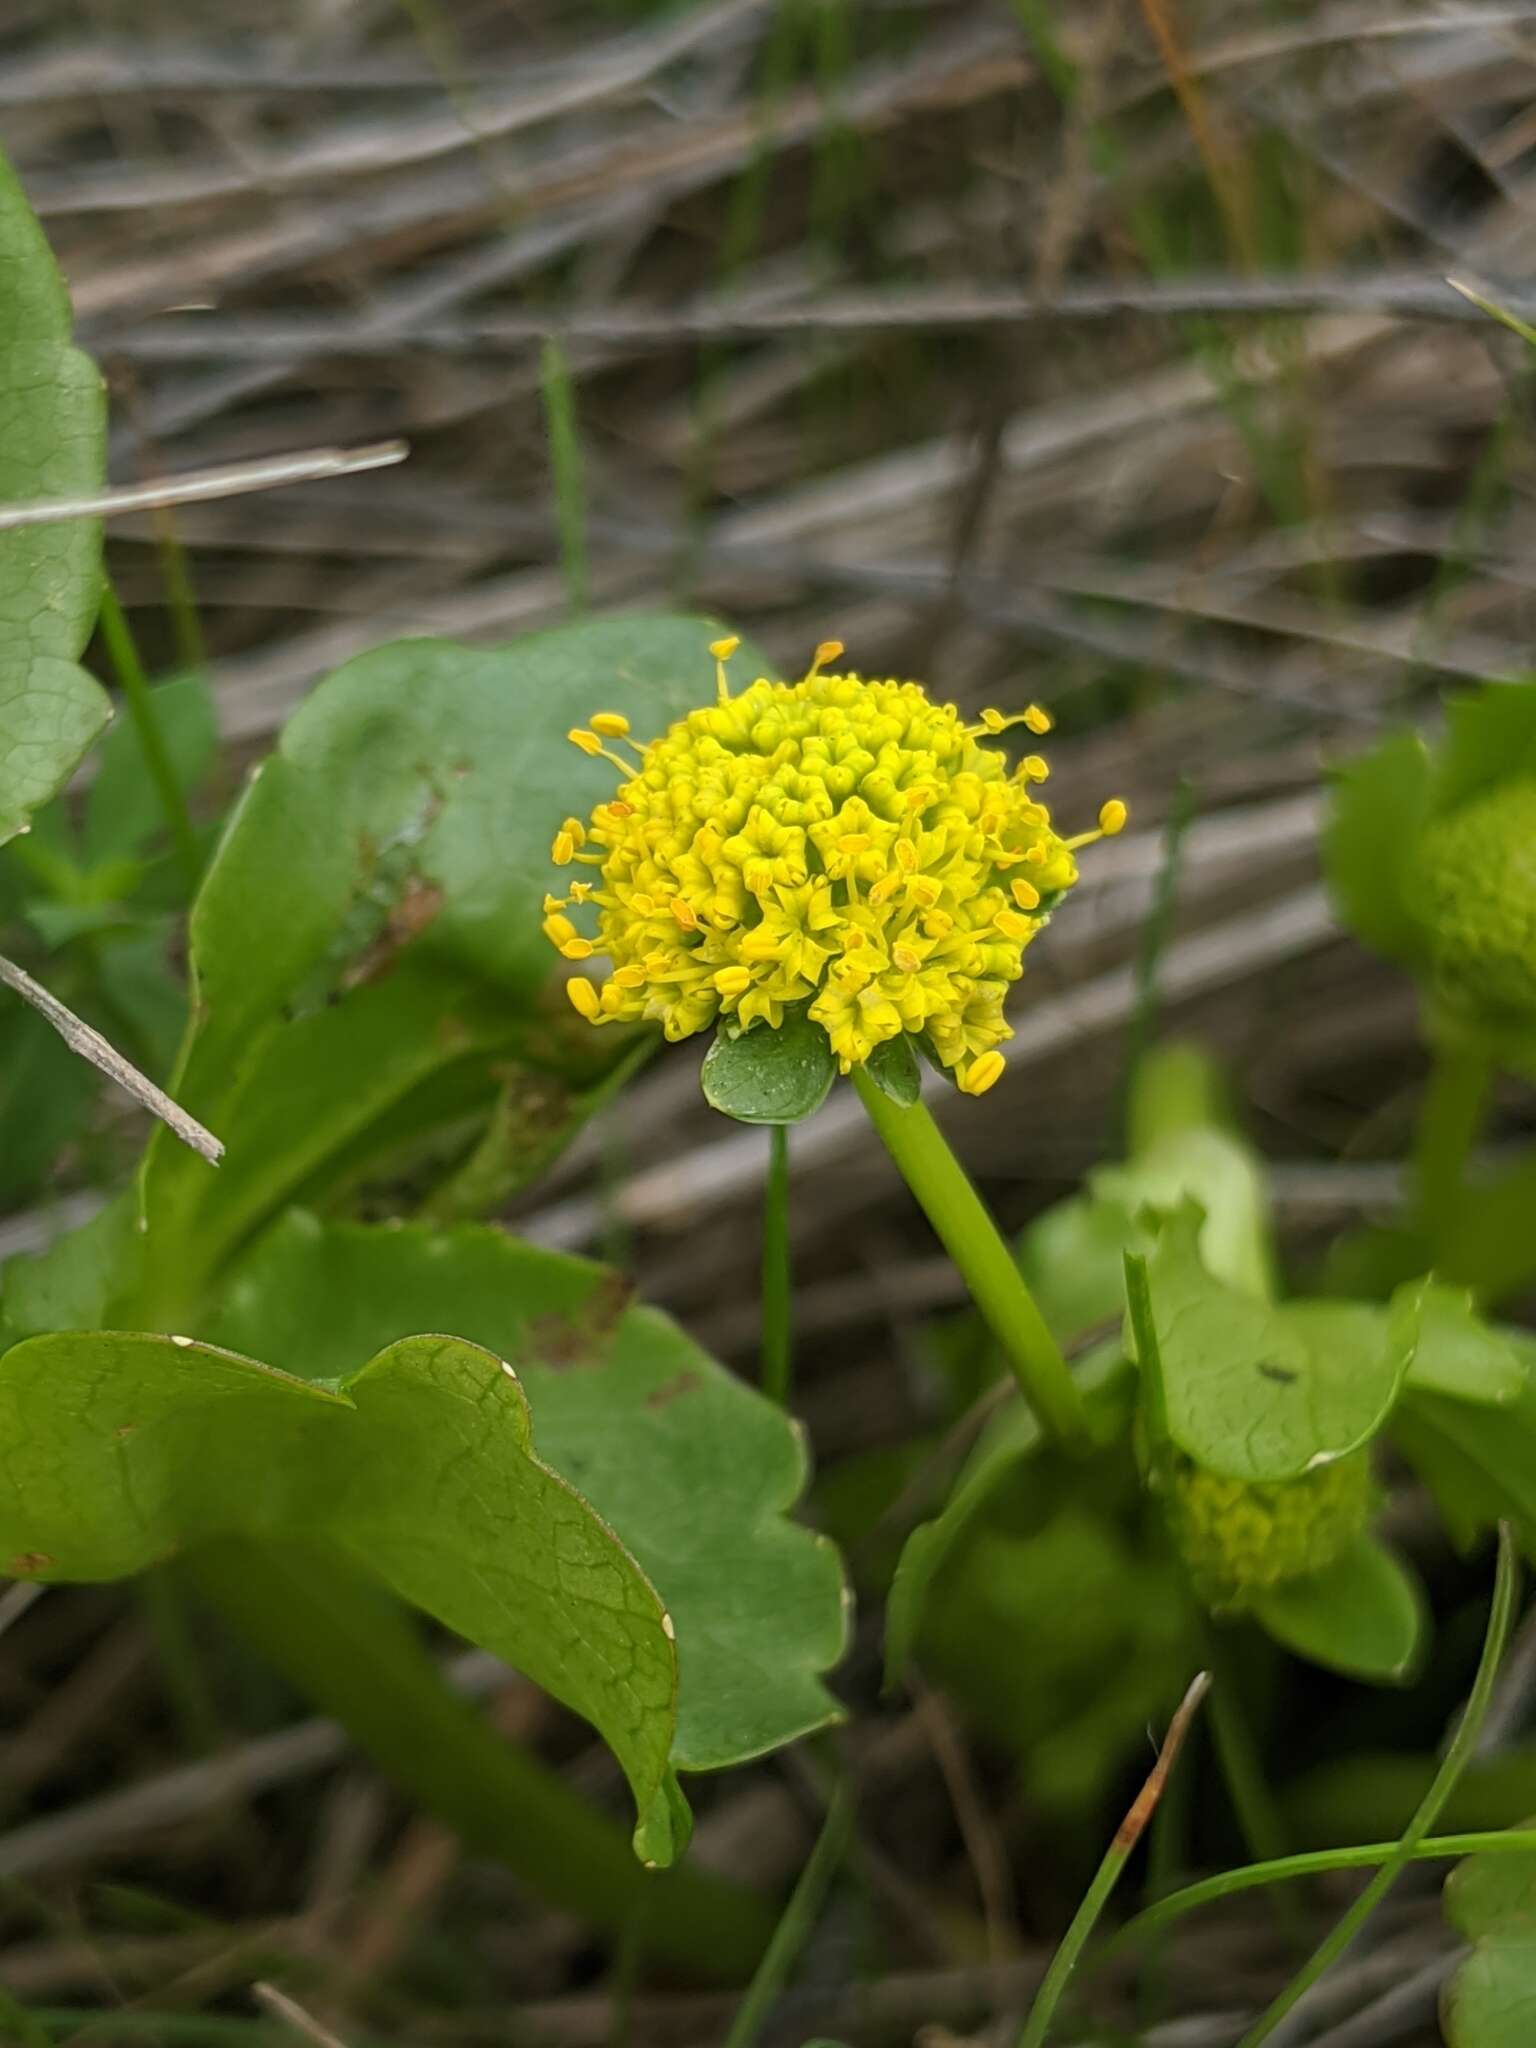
left=546, top=639, right=1123, bottom=1095
left=1415, top=780, right=1536, bottom=1026
left=1164, top=1450, right=1372, bottom=1611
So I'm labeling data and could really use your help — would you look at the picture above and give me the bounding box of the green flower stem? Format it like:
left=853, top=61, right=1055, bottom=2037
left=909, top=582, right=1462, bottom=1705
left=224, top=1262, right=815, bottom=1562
left=96, top=580, right=200, bottom=894
left=183, top=1536, right=772, bottom=1980
left=762, top=1122, right=793, bottom=1405
left=1414, top=1040, right=1493, bottom=1248
left=851, top=1069, right=1093, bottom=1450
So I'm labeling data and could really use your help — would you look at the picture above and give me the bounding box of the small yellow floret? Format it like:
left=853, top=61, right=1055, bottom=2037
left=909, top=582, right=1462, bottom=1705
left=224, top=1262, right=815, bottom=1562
left=959, top=1050, right=1007, bottom=1095
left=566, top=977, right=601, bottom=1020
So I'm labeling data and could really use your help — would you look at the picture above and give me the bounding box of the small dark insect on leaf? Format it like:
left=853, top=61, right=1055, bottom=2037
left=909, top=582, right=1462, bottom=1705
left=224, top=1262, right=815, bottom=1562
left=1258, top=1361, right=1300, bottom=1384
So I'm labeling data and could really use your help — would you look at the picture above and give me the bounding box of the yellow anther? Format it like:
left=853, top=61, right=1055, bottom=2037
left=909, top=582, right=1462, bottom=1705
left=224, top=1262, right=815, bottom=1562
left=671, top=897, right=700, bottom=932
left=551, top=831, right=576, bottom=865
left=591, top=712, right=631, bottom=738
left=566, top=977, right=601, bottom=1021
left=560, top=937, right=595, bottom=960
left=1099, top=798, right=1128, bottom=836
left=806, top=639, right=845, bottom=680
left=892, top=944, right=922, bottom=974
left=612, top=964, right=647, bottom=988
left=979, top=708, right=1007, bottom=733
left=543, top=914, right=578, bottom=947
left=994, top=909, right=1032, bottom=941
left=959, top=1050, right=1006, bottom=1095
left=543, top=893, right=569, bottom=915
left=710, top=634, right=740, bottom=701
left=567, top=728, right=604, bottom=756
left=1010, top=877, right=1041, bottom=911
left=713, top=965, right=753, bottom=997
left=1024, top=704, right=1052, bottom=735
left=1021, top=754, right=1049, bottom=782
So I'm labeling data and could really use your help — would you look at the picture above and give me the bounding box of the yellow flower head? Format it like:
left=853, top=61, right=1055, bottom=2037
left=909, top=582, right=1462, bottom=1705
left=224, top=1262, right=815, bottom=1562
left=547, top=644, right=1124, bottom=1096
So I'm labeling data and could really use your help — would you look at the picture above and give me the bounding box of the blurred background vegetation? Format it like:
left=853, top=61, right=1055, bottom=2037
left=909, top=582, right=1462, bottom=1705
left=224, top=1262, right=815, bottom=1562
left=5, top=2, right=1536, bottom=2043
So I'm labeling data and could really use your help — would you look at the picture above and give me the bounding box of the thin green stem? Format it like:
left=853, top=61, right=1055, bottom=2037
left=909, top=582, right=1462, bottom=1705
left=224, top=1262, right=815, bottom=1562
left=851, top=1069, right=1092, bottom=1450
left=540, top=337, right=590, bottom=615
left=95, top=581, right=200, bottom=892
left=153, top=516, right=208, bottom=674
left=1233, top=1525, right=1519, bottom=2048
left=1118, top=777, right=1197, bottom=1150
left=1015, top=1672, right=1210, bottom=2048
left=1119, top=1823, right=1536, bottom=1951
left=1415, top=1041, right=1493, bottom=1248
left=762, top=1122, right=792, bottom=1405
left=720, top=1779, right=855, bottom=2048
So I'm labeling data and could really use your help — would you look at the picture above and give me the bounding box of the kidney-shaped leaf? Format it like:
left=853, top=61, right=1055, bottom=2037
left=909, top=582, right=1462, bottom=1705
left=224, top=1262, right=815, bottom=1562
left=0, top=1325, right=678, bottom=1840
left=1136, top=1205, right=1416, bottom=1481
left=1443, top=1830, right=1536, bottom=2048
left=135, top=619, right=765, bottom=1316
left=210, top=1212, right=847, bottom=1772
left=0, top=151, right=109, bottom=842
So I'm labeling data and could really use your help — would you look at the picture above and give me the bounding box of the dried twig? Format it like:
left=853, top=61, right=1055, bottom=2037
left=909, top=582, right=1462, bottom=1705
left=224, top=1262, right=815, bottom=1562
left=0, top=953, right=222, bottom=1165
left=0, top=440, right=407, bottom=533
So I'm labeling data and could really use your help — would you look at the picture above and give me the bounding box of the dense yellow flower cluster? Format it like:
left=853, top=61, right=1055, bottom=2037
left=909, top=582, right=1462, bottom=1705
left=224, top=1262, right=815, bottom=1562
left=545, top=640, right=1125, bottom=1096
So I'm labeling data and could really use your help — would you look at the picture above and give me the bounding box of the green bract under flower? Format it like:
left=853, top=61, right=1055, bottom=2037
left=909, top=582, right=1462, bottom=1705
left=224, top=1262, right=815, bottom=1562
left=544, top=641, right=1124, bottom=1096
left=1165, top=1450, right=1372, bottom=1612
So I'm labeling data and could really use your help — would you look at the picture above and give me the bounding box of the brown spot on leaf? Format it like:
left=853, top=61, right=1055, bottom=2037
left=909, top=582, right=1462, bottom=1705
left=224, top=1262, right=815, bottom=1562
left=342, top=879, right=446, bottom=990
left=526, top=1270, right=634, bottom=1370
left=9, top=1553, right=53, bottom=1575
left=646, top=1370, right=700, bottom=1412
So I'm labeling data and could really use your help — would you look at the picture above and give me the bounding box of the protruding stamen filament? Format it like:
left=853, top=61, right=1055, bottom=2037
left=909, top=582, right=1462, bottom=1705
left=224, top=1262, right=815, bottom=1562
left=806, top=639, right=844, bottom=681
left=710, top=634, right=740, bottom=701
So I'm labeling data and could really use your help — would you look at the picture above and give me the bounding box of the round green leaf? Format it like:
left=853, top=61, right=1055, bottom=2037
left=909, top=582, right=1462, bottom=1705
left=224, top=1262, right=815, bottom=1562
left=0, top=151, right=109, bottom=841
left=209, top=1212, right=848, bottom=1773
left=700, top=1007, right=837, bottom=1125
left=1251, top=1534, right=1427, bottom=1684
left=1135, top=1205, right=1416, bottom=1481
